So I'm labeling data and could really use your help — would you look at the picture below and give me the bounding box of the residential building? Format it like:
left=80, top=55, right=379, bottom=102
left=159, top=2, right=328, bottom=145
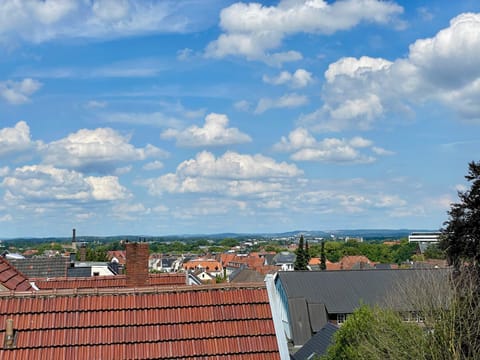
left=0, top=283, right=283, bottom=359
left=408, top=232, right=441, bottom=243
left=268, top=269, right=450, bottom=348
left=272, top=252, right=296, bottom=271
left=0, top=241, right=287, bottom=359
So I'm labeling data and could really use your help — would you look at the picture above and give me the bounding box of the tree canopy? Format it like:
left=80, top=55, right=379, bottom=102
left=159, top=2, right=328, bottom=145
left=322, top=305, right=426, bottom=360
left=441, top=161, right=480, bottom=271
left=294, top=235, right=309, bottom=270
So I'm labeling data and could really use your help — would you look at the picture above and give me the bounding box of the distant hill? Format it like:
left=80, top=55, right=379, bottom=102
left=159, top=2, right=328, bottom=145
left=2, top=229, right=436, bottom=243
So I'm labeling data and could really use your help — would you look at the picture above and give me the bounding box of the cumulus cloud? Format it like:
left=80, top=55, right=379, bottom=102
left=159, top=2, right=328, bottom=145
left=41, top=127, right=167, bottom=173
left=171, top=198, right=248, bottom=219
left=301, top=13, right=480, bottom=131
left=0, top=121, right=39, bottom=158
left=255, top=93, right=308, bottom=114
left=143, top=160, right=164, bottom=171
left=140, top=150, right=302, bottom=197
left=205, top=0, right=403, bottom=64
left=274, top=128, right=392, bottom=163
left=0, top=78, right=42, bottom=104
left=0, top=0, right=212, bottom=45
left=161, top=113, right=252, bottom=147
left=2, top=165, right=129, bottom=203
left=296, top=189, right=407, bottom=214
left=263, top=69, right=314, bottom=88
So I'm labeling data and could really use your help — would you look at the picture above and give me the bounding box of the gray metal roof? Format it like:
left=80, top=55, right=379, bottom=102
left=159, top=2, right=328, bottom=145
left=273, top=251, right=296, bottom=265
left=230, top=269, right=265, bottom=283
left=9, top=257, right=69, bottom=278
left=277, top=269, right=449, bottom=314
left=67, top=266, right=91, bottom=278
left=292, top=323, right=338, bottom=360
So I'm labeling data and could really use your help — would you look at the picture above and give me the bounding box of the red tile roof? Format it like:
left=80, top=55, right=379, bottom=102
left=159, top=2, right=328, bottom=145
left=32, top=273, right=186, bottom=290
left=107, top=250, right=126, bottom=265
left=183, top=259, right=223, bottom=272
left=0, top=284, right=280, bottom=359
left=0, top=258, right=33, bottom=292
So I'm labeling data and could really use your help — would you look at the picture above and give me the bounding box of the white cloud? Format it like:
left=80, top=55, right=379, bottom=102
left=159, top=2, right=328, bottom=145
left=324, top=56, right=393, bottom=83
left=296, top=188, right=408, bottom=214
left=205, top=0, right=403, bottom=63
left=177, top=48, right=194, bottom=61
left=112, top=202, right=150, bottom=220
left=0, top=0, right=212, bottom=45
left=0, top=121, right=39, bottom=157
left=142, top=161, right=164, bottom=171
left=274, top=128, right=392, bottom=163
left=255, top=93, right=308, bottom=114
left=0, top=78, right=42, bottom=104
left=2, top=165, right=129, bottom=203
left=0, top=167, right=9, bottom=177
left=141, top=150, right=302, bottom=198
left=177, top=151, right=302, bottom=179
left=372, top=146, right=395, bottom=156
left=22, top=58, right=165, bottom=79
left=97, top=102, right=207, bottom=138
left=171, top=198, right=248, bottom=219
left=161, top=113, right=252, bottom=147
left=302, top=13, right=480, bottom=131
left=0, top=214, right=13, bottom=222
left=374, top=195, right=407, bottom=208
left=234, top=100, right=251, bottom=112
left=85, top=100, right=107, bottom=109
left=263, top=69, right=314, bottom=88
left=41, top=127, right=167, bottom=173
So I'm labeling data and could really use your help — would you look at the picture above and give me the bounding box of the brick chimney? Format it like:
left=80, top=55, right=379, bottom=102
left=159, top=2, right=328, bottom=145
left=125, top=241, right=149, bottom=288
left=79, top=243, right=87, bottom=262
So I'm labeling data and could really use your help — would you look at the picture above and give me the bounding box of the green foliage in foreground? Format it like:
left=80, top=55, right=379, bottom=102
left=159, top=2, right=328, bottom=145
left=322, top=305, right=426, bottom=360
left=322, top=269, right=480, bottom=360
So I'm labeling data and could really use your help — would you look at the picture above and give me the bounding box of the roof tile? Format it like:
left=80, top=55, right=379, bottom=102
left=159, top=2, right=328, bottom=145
left=0, top=258, right=33, bottom=292
left=0, top=284, right=279, bottom=359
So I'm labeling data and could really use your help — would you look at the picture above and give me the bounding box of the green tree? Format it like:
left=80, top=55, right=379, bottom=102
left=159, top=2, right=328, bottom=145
left=423, top=244, right=446, bottom=260
left=322, top=305, right=426, bottom=360
left=294, top=235, right=308, bottom=270
left=320, top=241, right=327, bottom=271
left=84, top=246, right=108, bottom=262
left=219, top=238, right=239, bottom=248
left=440, top=161, right=480, bottom=272
left=324, top=241, right=343, bottom=262
left=305, top=239, right=311, bottom=263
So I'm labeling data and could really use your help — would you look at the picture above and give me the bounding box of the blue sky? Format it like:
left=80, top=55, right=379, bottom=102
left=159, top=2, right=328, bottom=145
left=1, top=0, right=479, bottom=238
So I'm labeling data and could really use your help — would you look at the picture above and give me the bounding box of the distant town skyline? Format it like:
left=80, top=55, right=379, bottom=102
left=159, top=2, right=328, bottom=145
left=1, top=0, right=479, bottom=237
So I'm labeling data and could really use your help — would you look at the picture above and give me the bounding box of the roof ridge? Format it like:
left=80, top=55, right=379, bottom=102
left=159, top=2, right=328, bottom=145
left=0, top=282, right=267, bottom=298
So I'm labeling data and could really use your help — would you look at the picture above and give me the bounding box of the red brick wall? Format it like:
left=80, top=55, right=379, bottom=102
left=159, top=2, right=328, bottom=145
left=125, top=242, right=149, bottom=288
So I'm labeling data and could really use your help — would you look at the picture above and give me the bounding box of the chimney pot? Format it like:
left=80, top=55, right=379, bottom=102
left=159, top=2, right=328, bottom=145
left=4, top=319, right=14, bottom=348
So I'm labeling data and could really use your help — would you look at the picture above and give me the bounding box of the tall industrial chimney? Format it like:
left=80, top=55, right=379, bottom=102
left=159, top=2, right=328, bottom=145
left=72, top=228, right=77, bottom=251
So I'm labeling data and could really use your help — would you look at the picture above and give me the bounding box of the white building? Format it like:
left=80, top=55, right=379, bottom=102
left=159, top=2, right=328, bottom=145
left=408, top=232, right=441, bottom=243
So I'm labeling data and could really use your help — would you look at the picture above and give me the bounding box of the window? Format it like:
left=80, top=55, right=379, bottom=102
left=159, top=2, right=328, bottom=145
left=93, top=272, right=100, bottom=276
left=337, top=313, right=347, bottom=325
